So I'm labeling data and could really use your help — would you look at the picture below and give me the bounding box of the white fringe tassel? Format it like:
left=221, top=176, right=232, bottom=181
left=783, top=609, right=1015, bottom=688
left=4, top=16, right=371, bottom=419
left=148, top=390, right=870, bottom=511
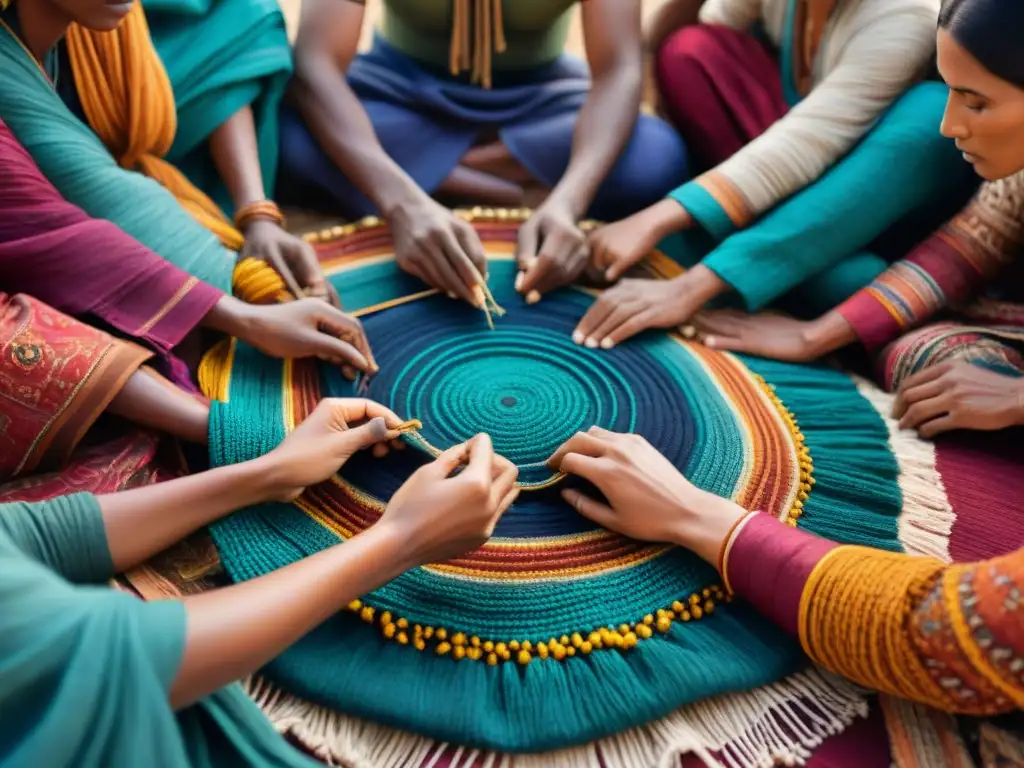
left=853, top=376, right=956, bottom=563
left=245, top=667, right=868, bottom=768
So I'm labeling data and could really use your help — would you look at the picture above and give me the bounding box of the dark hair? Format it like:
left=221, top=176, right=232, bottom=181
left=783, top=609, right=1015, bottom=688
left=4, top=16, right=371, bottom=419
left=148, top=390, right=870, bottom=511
left=939, top=0, right=1024, bottom=87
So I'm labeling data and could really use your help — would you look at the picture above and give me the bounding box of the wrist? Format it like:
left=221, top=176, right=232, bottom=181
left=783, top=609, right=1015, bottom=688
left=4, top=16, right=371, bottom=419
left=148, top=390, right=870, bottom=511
left=675, top=264, right=727, bottom=305
left=545, top=185, right=590, bottom=222
left=801, top=311, right=857, bottom=358
left=379, top=183, right=433, bottom=221
left=203, top=295, right=258, bottom=339
left=235, top=200, right=284, bottom=232
left=223, top=458, right=287, bottom=508
left=365, top=518, right=423, bottom=574
left=668, top=492, right=749, bottom=565
left=649, top=198, right=692, bottom=238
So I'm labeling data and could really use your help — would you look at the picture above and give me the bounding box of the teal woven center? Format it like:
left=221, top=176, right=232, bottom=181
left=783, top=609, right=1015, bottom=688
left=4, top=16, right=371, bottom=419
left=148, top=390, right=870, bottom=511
left=388, top=327, right=637, bottom=476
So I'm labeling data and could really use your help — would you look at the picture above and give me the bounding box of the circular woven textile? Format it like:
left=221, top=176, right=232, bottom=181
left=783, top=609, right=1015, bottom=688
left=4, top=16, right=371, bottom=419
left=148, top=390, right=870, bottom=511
left=205, top=216, right=905, bottom=753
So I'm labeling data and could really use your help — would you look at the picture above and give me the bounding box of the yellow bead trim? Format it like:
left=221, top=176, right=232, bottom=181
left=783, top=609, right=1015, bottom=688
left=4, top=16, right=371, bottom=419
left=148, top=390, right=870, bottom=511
left=301, top=209, right=601, bottom=245
left=346, top=585, right=730, bottom=666
left=750, top=374, right=816, bottom=528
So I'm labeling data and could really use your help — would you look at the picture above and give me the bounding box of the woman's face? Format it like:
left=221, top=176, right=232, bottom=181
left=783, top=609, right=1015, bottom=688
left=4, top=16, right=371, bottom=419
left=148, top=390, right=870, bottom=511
left=48, top=0, right=133, bottom=31
left=937, top=29, right=1024, bottom=181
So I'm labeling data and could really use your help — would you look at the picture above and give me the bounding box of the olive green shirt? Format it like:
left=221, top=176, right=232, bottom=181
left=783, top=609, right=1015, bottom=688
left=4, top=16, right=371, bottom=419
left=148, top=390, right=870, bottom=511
left=380, top=0, right=579, bottom=70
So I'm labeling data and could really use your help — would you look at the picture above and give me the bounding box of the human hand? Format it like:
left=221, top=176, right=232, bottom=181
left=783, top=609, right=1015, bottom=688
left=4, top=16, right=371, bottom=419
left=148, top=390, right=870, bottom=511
left=547, top=427, right=746, bottom=564
left=893, top=361, right=1024, bottom=438
left=590, top=199, right=692, bottom=283
left=213, top=297, right=377, bottom=376
left=515, top=197, right=589, bottom=302
left=379, top=433, right=520, bottom=566
left=696, top=309, right=856, bottom=362
left=241, top=219, right=341, bottom=307
left=391, top=197, right=489, bottom=308
left=262, top=398, right=404, bottom=502
left=572, top=271, right=716, bottom=348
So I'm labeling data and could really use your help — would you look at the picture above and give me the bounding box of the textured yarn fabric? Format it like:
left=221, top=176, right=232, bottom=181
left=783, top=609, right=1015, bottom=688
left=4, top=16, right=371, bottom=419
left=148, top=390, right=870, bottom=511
left=0, top=21, right=234, bottom=293
left=142, top=0, right=292, bottom=215
left=203, top=220, right=906, bottom=752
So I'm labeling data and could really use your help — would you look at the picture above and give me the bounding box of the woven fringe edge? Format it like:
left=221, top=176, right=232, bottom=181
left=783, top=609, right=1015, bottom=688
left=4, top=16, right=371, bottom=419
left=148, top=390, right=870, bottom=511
left=852, top=377, right=956, bottom=563
left=244, top=666, right=868, bottom=768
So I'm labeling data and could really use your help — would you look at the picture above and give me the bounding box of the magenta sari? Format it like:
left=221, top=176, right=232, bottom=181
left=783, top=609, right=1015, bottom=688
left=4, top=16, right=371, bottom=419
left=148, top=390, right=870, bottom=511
left=0, top=119, right=223, bottom=390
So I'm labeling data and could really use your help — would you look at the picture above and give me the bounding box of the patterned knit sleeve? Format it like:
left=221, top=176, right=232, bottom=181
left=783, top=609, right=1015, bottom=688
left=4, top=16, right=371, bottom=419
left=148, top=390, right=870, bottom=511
left=836, top=175, right=1024, bottom=353
left=798, top=545, right=1024, bottom=716
left=724, top=513, right=1024, bottom=715
left=697, top=0, right=764, bottom=31
left=670, top=3, right=937, bottom=240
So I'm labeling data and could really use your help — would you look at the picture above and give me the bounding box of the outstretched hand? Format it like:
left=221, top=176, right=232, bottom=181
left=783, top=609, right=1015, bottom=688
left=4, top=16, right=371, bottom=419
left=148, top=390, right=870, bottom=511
left=264, top=398, right=405, bottom=501
left=547, top=427, right=745, bottom=564
left=380, top=433, right=519, bottom=565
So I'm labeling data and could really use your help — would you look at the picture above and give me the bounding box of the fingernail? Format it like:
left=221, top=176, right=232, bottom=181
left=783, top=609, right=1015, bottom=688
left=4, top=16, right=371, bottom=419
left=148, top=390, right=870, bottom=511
left=514, top=272, right=524, bottom=292
left=447, top=291, right=457, bottom=300
left=584, top=337, right=598, bottom=349
left=572, top=330, right=584, bottom=345
left=599, top=338, right=614, bottom=350
left=604, top=270, right=615, bottom=282
left=472, top=285, right=485, bottom=308
left=704, top=336, right=716, bottom=348
left=526, top=291, right=540, bottom=305
left=522, top=257, right=536, bottom=271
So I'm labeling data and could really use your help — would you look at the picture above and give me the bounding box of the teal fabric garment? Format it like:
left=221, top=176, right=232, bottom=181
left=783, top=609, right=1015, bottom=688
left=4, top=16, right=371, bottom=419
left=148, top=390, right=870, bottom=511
left=0, top=28, right=235, bottom=293
left=0, top=494, right=320, bottom=768
left=142, top=0, right=293, bottom=214
left=660, top=83, right=979, bottom=310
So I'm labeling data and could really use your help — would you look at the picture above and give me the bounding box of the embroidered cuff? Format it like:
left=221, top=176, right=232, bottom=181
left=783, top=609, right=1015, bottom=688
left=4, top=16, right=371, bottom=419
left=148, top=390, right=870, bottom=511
left=836, top=288, right=905, bottom=355
left=725, top=512, right=838, bottom=637
left=668, top=172, right=752, bottom=242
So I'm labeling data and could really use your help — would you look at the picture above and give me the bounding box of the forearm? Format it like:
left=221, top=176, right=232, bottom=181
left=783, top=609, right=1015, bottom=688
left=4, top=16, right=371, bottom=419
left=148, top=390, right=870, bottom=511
left=291, top=56, right=425, bottom=215
left=209, top=106, right=267, bottom=210
left=97, top=458, right=278, bottom=573
left=171, top=521, right=413, bottom=707
left=551, top=66, right=642, bottom=218
left=107, top=367, right=210, bottom=444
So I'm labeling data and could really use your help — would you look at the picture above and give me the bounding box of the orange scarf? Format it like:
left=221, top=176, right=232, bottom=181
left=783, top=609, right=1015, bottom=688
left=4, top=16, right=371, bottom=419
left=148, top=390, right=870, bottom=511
left=64, top=2, right=244, bottom=250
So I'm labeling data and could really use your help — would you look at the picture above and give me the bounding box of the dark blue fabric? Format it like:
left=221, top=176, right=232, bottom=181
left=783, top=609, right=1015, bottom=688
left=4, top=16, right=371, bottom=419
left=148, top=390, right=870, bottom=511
left=940, top=0, right=1024, bottom=88
left=277, top=35, right=688, bottom=220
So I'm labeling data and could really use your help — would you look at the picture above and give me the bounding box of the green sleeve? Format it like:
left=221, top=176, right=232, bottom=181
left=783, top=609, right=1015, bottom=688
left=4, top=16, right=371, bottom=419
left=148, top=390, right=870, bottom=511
left=701, top=83, right=974, bottom=310
left=0, top=494, right=113, bottom=584
left=0, top=533, right=190, bottom=767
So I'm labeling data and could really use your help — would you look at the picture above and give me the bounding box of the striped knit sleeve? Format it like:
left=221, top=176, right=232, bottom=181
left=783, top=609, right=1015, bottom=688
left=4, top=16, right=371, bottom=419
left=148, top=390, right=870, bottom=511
left=725, top=514, right=1024, bottom=715
left=697, top=0, right=764, bottom=31
left=798, top=546, right=1024, bottom=716
left=670, top=2, right=937, bottom=240
left=837, top=175, right=1024, bottom=352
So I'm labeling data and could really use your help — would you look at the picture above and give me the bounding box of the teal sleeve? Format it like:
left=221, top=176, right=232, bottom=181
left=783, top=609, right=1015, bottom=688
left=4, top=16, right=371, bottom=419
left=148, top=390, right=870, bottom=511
left=0, top=534, right=191, bottom=767
left=701, top=83, right=977, bottom=310
left=0, top=494, right=113, bottom=583
left=667, top=183, right=739, bottom=242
